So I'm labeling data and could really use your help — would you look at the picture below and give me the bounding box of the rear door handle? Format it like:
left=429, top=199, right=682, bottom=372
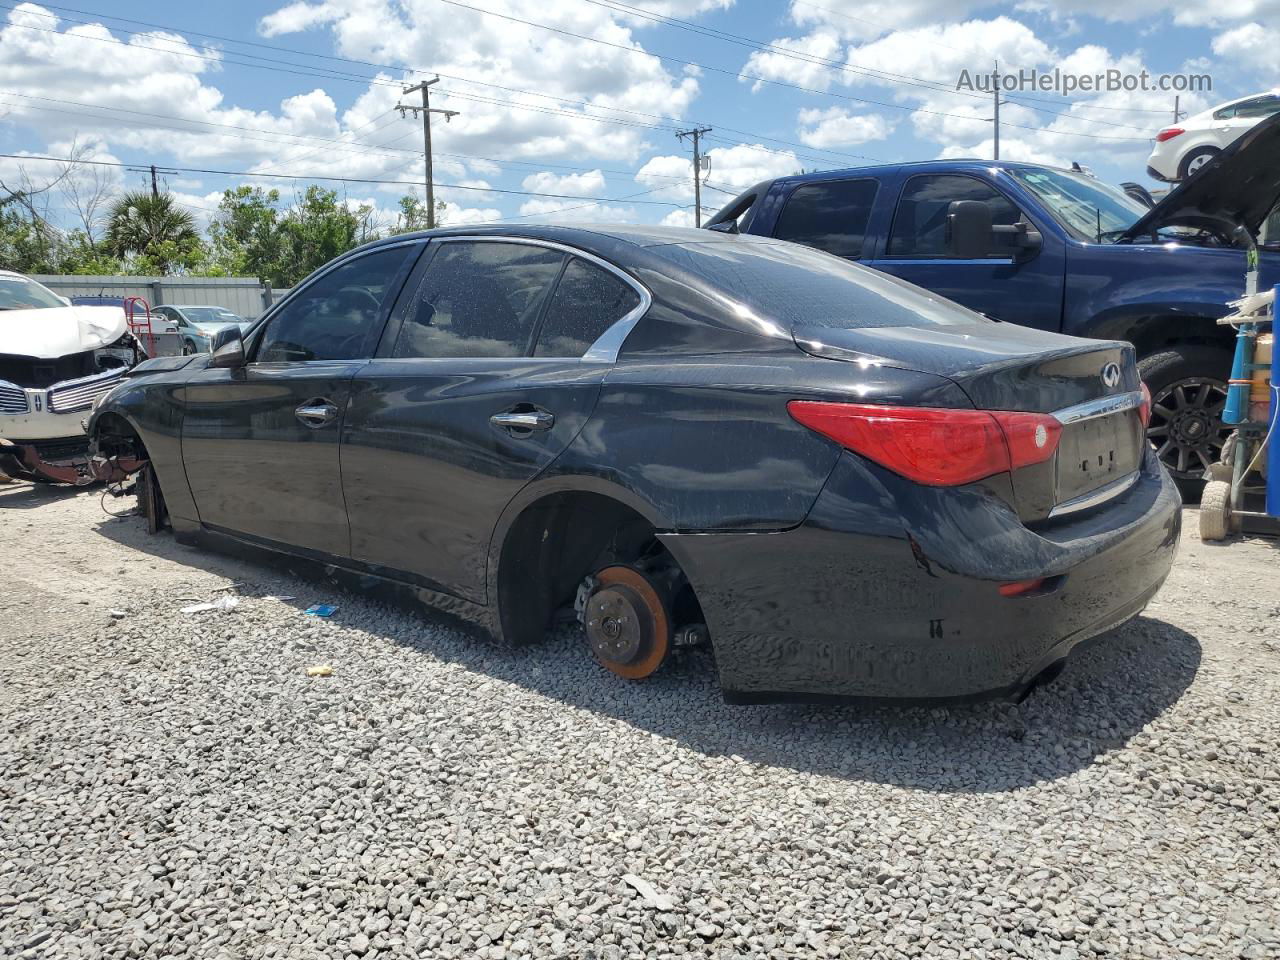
left=490, top=410, right=555, bottom=433
left=295, top=399, right=339, bottom=428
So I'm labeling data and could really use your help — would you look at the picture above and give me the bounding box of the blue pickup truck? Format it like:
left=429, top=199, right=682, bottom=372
left=709, top=115, right=1280, bottom=492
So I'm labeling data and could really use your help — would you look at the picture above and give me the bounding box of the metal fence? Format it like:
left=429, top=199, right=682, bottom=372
left=31, top=275, right=291, bottom=320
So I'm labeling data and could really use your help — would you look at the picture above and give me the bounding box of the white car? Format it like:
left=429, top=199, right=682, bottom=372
left=0, top=271, right=146, bottom=481
left=1147, top=90, right=1280, bottom=182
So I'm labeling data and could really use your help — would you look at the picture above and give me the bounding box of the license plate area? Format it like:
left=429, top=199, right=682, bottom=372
left=1055, top=411, right=1142, bottom=505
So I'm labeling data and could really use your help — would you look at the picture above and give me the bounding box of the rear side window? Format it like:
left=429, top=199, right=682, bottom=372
left=887, top=174, right=1022, bottom=258
left=773, top=179, right=878, bottom=259
left=392, top=241, right=564, bottom=358
left=1231, top=95, right=1280, bottom=120
left=650, top=239, right=988, bottom=331
left=256, top=247, right=413, bottom=362
left=534, top=258, right=641, bottom=357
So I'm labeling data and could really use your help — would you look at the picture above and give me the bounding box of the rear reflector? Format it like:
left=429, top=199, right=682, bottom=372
left=998, top=578, right=1046, bottom=597
left=788, top=401, right=1062, bottom=487
left=1139, top=382, right=1152, bottom=427
left=1155, top=127, right=1184, bottom=142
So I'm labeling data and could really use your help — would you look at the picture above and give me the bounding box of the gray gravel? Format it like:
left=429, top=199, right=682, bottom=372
left=2, top=481, right=1279, bottom=959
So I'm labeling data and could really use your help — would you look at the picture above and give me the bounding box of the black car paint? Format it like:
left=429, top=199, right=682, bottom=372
left=89, top=224, right=1180, bottom=703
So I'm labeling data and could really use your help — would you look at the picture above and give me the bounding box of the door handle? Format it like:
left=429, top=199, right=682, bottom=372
left=490, top=410, right=555, bottom=433
left=295, top=400, right=339, bottom=428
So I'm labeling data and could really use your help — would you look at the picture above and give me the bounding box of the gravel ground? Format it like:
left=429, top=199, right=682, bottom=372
left=1, top=481, right=1278, bottom=960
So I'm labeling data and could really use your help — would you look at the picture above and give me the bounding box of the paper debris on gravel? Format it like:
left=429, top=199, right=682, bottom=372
left=181, top=596, right=241, bottom=614
left=623, top=874, right=675, bottom=911
left=305, top=664, right=333, bottom=677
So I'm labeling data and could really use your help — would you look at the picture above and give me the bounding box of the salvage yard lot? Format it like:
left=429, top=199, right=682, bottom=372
left=1, top=483, right=1278, bottom=960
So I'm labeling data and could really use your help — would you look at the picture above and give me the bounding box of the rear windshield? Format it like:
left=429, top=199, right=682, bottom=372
left=650, top=239, right=988, bottom=330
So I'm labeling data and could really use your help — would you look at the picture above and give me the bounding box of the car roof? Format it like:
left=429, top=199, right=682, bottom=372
left=767, top=158, right=1098, bottom=186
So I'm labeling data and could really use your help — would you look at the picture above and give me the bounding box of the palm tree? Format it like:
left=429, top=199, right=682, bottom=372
left=105, top=191, right=200, bottom=274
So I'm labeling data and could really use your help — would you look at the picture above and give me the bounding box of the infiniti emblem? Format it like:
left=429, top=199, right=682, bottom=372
left=1100, top=362, right=1122, bottom=389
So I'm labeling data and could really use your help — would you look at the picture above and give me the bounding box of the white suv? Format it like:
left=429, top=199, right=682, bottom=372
left=1147, top=91, right=1280, bottom=182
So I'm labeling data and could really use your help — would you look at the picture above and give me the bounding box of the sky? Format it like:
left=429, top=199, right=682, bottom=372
left=0, top=0, right=1277, bottom=234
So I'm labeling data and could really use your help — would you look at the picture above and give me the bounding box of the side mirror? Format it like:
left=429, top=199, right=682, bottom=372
left=946, top=200, right=992, bottom=258
left=210, top=326, right=246, bottom=368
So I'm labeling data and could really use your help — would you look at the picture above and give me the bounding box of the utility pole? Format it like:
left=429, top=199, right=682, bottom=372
left=993, top=60, right=1001, bottom=161
left=1173, top=96, right=1182, bottom=124
left=126, top=163, right=176, bottom=198
left=675, top=127, right=712, bottom=227
left=397, top=77, right=459, bottom=230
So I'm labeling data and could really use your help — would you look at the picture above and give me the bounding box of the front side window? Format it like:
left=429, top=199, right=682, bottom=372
left=392, top=241, right=565, bottom=359
left=534, top=258, right=641, bottom=357
left=256, top=247, right=413, bottom=363
left=773, top=179, right=879, bottom=259
left=887, top=175, right=1022, bottom=258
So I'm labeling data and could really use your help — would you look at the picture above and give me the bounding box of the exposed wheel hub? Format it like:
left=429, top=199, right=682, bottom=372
left=580, top=565, right=672, bottom=679
left=1147, top=377, right=1230, bottom=479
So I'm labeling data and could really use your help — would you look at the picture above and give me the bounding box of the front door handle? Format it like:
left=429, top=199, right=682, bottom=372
left=295, top=399, right=339, bottom=428
left=490, top=410, right=555, bottom=433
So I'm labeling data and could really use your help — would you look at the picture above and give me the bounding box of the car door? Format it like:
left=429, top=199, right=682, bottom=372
left=179, top=243, right=421, bottom=557
left=865, top=173, right=1066, bottom=331
left=341, top=238, right=646, bottom=603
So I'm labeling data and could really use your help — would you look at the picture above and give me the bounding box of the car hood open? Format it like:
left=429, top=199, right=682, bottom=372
left=0, top=305, right=128, bottom=359
left=1119, top=111, right=1280, bottom=242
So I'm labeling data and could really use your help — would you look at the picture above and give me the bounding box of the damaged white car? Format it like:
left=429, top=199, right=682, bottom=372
left=0, top=270, right=147, bottom=482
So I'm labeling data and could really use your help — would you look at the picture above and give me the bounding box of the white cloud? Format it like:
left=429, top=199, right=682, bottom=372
left=797, top=107, right=893, bottom=147
left=636, top=143, right=802, bottom=218
left=515, top=198, right=636, bottom=223
left=520, top=169, right=607, bottom=197
left=741, top=29, right=845, bottom=91
left=254, top=0, right=704, bottom=167
left=1211, top=23, right=1280, bottom=79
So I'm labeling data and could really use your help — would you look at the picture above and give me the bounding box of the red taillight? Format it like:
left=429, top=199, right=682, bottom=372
left=1155, top=127, right=1184, bottom=143
left=1139, top=382, right=1152, bottom=427
left=787, top=401, right=1062, bottom=487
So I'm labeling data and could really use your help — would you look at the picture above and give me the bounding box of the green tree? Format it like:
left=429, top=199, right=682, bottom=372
left=105, top=191, right=203, bottom=274
left=0, top=207, right=62, bottom=274
left=275, top=186, right=368, bottom=286
left=389, top=194, right=447, bottom=234
left=207, top=185, right=284, bottom=282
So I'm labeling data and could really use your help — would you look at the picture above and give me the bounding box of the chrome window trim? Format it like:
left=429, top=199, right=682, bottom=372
left=1052, top=389, right=1143, bottom=425
left=1047, top=471, right=1140, bottom=519
left=425, top=235, right=652, bottom=362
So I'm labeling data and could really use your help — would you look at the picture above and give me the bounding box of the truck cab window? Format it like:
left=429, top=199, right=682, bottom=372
left=773, top=179, right=879, bottom=259
left=887, top=175, right=1022, bottom=258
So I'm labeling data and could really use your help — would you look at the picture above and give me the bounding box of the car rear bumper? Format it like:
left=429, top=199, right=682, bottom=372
left=661, top=447, right=1180, bottom=703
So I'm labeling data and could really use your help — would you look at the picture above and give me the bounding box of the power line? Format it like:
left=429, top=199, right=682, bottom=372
left=0, top=90, right=720, bottom=187
left=6, top=0, right=1145, bottom=145
left=591, top=0, right=1171, bottom=122
left=0, top=152, right=689, bottom=207
left=436, top=0, right=1151, bottom=142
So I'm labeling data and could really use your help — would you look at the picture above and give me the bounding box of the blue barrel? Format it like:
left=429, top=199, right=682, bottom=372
left=1269, top=291, right=1279, bottom=516
left=1224, top=322, right=1254, bottom=425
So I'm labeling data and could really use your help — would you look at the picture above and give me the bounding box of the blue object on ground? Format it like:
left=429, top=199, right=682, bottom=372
left=304, top=604, right=339, bottom=617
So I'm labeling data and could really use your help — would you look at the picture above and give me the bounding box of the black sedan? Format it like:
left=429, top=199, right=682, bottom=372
left=87, top=225, right=1180, bottom=703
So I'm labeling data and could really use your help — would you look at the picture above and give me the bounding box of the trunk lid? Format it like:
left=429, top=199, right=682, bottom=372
left=792, top=321, right=1145, bottom=520
left=1118, top=110, right=1280, bottom=243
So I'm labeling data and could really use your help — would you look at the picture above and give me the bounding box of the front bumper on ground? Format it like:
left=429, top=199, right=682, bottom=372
left=662, top=447, right=1181, bottom=703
